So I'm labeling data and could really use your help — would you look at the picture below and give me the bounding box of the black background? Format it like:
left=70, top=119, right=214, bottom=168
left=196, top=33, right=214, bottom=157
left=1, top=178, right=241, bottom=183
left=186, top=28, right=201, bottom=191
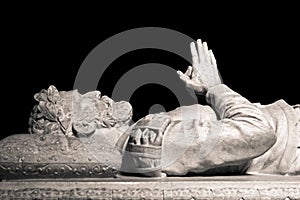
left=1, top=5, right=299, bottom=140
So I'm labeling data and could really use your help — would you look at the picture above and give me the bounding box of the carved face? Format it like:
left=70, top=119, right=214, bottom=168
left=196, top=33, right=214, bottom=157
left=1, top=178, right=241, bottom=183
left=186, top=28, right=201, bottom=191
left=96, top=95, right=133, bottom=129
left=65, top=90, right=134, bottom=136
left=29, top=85, right=133, bottom=137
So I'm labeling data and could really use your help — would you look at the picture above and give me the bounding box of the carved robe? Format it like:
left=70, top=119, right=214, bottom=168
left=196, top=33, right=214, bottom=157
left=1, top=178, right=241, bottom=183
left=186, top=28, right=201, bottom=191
left=121, top=84, right=300, bottom=176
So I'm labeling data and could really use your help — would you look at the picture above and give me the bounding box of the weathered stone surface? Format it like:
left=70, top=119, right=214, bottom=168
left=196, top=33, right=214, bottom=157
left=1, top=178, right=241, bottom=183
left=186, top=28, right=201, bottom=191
left=0, top=133, right=122, bottom=179
left=0, top=176, right=299, bottom=199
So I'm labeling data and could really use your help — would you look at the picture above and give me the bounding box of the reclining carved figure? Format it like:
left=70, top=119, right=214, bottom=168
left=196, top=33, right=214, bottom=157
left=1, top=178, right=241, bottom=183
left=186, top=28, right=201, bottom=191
left=0, top=39, right=299, bottom=180
left=120, top=40, right=299, bottom=176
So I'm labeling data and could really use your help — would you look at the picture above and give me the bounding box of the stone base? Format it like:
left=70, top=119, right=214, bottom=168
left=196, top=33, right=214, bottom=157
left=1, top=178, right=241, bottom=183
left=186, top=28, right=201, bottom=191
left=0, top=175, right=299, bottom=199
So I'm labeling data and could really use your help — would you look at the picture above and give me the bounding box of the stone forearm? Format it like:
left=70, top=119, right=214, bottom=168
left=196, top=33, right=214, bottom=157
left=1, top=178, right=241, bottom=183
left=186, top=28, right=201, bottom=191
left=204, top=84, right=277, bottom=163
left=163, top=84, right=277, bottom=175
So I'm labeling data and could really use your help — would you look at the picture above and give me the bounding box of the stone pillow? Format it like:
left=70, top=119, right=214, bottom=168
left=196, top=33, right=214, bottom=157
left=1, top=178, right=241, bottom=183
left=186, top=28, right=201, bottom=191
left=0, top=133, right=122, bottom=180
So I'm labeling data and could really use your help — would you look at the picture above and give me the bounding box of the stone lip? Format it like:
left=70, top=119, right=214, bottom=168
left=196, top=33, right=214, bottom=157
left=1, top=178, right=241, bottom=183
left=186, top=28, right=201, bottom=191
left=0, top=134, right=122, bottom=180
left=0, top=176, right=299, bottom=199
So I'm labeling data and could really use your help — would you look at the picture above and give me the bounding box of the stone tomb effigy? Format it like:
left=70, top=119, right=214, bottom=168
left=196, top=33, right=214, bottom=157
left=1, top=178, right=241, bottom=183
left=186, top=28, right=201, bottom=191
left=0, top=85, right=299, bottom=199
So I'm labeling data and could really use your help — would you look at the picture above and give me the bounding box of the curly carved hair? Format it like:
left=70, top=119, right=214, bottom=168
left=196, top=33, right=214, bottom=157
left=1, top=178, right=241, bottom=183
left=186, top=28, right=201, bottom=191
left=29, top=85, right=132, bottom=137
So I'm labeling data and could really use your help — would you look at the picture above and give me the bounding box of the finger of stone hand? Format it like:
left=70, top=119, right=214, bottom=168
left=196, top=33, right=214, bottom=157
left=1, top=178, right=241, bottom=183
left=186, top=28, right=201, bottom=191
left=208, top=49, right=221, bottom=82
left=177, top=71, right=190, bottom=83
left=141, top=128, right=149, bottom=145
left=177, top=70, right=184, bottom=76
left=133, top=129, right=142, bottom=145
left=197, top=39, right=204, bottom=62
left=190, top=42, right=199, bottom=65
left=209, top=50, right=217, bottom=66
left=184, top=66, right=193, bottom=77
left=203, top=42, right=209, bottom=60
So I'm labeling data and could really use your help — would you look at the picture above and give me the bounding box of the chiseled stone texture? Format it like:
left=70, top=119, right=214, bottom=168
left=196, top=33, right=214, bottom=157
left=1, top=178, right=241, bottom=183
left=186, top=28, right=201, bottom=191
left=0, top=134, right=122, bottom=179
left=0, top=176, right=299, bottom=199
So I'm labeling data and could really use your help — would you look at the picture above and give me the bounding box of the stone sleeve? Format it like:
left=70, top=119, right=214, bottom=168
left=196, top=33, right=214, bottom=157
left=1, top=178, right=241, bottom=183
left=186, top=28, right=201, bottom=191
left=162, top=84, right=277, bottom=175
left=203, top=84, right=277, bottom=166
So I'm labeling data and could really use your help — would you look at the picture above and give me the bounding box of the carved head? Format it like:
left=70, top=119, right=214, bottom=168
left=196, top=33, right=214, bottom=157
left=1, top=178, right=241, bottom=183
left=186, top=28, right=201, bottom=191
left=29, top=85, right=133, bottom=137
